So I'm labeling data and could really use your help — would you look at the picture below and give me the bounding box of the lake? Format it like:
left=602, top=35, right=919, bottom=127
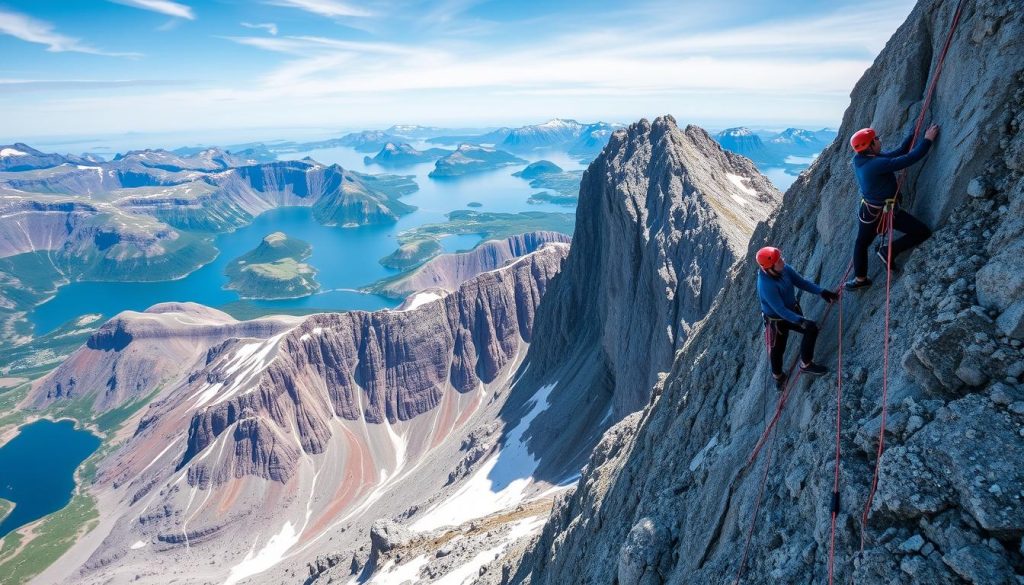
left=28, top=147, right=588, bottom=335
left=0, top=419, right=100, bottom=538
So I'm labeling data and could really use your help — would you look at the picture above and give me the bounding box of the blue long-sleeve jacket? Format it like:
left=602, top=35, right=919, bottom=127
left=757, top=265, right=823, bottom=324
left=853, top=134, right=933, bottom=205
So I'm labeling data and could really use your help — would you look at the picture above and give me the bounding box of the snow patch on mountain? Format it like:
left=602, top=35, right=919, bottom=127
left=411, top=383, right=558, bottom=531
left=224, top=520, right=300, bottom=585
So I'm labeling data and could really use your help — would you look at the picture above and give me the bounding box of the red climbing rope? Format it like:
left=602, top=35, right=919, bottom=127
left=733, top=428, right=776, bottom=585
left=827, top=269, right=847, bottom=585
left=858, top=0, right=968, bottom=557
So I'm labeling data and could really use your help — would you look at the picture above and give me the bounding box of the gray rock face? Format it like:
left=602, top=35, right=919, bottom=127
left=523, top=116, right=780, bottom=423
left=506, top=1, right=1024, bottom=584
left=374, top=232, right=571, bottom=298
left=618, top=517, right=671, bottom=585
left=369, top=519, right=415, bottom=553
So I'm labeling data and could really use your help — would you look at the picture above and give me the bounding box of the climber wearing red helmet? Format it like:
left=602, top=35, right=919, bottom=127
left=755, top=246, right=838, bottom=385
left=844, top=124, right=939, bottom=290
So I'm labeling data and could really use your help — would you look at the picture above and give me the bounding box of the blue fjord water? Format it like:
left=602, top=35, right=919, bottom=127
left=0, top=419, right=100, bottom=538
left=28, top=146, right=586, bottom=335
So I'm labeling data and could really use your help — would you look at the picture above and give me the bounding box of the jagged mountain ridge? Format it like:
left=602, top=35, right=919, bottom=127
left=25, top=110, right=785, bottom=584
left=715, top=126, right=837, bottom=165
left=504, top=1, right=1024, bottom=583
left=520, top=119, right=780, bottom=425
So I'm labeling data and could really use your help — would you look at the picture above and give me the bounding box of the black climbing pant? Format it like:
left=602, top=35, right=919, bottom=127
left=766, top=313, right=818, bottom=376
left=853, top=203, right=932, bottom=278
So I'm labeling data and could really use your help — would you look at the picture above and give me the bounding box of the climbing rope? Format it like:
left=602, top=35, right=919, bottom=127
left=858, top=0, right=968, bottom=558
left=827, top=274, right=847, bottom=584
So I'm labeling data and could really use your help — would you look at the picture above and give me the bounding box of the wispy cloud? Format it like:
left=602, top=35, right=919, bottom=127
left=109, top=0, right=195, bottom=20
left=0, top=78, right=193, bottom=93
left=227, top=34, right=435, bottom=57
left=265, top=0, right=373, bottom=18
left=0, top=7, right=140, bottom=56
left=241, top=22, right=279, bottom=35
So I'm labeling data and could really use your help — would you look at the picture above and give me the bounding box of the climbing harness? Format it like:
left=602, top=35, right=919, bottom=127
left=858, top=198, right=898, bottom=234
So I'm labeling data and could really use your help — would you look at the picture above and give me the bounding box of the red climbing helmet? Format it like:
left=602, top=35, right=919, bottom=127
left=755, top=246, right=782, bottom=270
left=850, top=128, right=877, bottom=153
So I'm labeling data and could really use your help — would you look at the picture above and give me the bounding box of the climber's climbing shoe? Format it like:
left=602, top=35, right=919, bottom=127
left=844, top=276, right=873, bottom=291
left=800, top=362, right=828, bottom=376
left=772, top=372, right=787, bottom=390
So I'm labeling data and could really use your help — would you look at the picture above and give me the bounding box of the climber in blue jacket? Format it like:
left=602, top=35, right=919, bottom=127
left=756, top=246, right=837, bottom=386
left=845, top=124, right=939, bottom=290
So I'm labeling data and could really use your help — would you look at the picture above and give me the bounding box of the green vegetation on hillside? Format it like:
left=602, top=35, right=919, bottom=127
left=0, top=494, right=99, bottom=585
left=379, top=238, right=444, bottom=270
left=514, top=167, right=583, bottom=206
left=224, top=232, right=320, bottom=299
left=0, top=498, right=12, bottom=524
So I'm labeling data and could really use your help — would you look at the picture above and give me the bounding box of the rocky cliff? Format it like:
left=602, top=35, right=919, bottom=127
left=506, top=1, right=1024, bottom=583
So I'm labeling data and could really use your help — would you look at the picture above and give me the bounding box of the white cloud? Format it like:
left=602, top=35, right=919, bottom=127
left=110, top=0, right=196, bottom=20
left=241, top=22, right=279, bottom=35
left=265, top=0, right=373, bottom=18
left=0, top=7, right=140, bottom=56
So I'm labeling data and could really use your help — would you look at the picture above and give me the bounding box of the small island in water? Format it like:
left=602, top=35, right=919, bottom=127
left=224, top=232, right=320, bottom=300
left=0, top=498, right=12, bottom=524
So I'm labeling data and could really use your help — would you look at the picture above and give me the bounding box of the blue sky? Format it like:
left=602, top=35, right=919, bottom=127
left=0, top=0, right=915, bottom=142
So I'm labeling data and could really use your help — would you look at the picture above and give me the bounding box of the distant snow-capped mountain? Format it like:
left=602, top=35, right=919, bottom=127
left=499, top=119, right=623, bottom=156
left=714, top=126, right=836, bottom=164
left=0, top=142, right=94, bottom=172
left=337, top=130, right=403, bottom=152
left=715, top=127, right=774, bottom=163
